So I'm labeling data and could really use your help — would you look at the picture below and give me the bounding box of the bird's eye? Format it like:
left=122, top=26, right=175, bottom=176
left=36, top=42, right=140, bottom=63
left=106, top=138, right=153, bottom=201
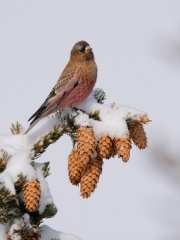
left=78, top=47, right=85, bottom=53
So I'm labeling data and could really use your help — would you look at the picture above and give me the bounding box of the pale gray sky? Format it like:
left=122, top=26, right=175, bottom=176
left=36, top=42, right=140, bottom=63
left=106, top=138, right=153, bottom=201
left=0, top=1, right=180, bottom=239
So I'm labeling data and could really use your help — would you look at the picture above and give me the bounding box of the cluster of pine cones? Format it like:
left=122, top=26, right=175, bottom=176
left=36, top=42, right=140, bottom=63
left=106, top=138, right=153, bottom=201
left=68, top=117, right=149, bottom=198
left=22, top=118, right=149, bottom=214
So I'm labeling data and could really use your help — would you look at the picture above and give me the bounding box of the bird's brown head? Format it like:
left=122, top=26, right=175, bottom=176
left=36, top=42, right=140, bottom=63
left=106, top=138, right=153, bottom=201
left=70, top=41, right=94, bottom=62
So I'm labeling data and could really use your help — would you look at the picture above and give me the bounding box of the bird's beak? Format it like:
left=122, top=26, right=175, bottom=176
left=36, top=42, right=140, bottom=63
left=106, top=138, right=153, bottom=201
left=85, top=46, right=92, bottom=52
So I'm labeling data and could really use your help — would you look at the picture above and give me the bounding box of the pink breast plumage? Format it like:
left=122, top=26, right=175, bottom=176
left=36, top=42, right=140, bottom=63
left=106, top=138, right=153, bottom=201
left=58, top=81, right=96, bottom=108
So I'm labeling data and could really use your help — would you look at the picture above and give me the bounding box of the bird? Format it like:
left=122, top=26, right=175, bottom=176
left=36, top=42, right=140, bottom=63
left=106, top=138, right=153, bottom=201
left=25, top=40, right=97, bottom=134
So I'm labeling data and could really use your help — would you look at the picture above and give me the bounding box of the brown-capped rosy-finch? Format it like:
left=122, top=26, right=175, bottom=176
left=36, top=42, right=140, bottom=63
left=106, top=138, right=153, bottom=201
left=25, top=41, right=97, bottom=134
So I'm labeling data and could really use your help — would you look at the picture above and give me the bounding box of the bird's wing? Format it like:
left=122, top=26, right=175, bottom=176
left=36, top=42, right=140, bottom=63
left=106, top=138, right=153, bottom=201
left=28, top=64, right=77, bottom=121
left=24, top=75, right=80, bottom=134
left=28, top=75, right=79, bottom=124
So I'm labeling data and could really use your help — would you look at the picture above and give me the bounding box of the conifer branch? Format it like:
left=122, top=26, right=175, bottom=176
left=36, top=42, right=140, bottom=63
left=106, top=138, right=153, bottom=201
left=0, top=88, right=150, bottom=239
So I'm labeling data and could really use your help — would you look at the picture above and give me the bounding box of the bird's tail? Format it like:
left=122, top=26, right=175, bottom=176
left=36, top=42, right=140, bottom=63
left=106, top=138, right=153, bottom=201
left=24, top=118, right=41, bottom=134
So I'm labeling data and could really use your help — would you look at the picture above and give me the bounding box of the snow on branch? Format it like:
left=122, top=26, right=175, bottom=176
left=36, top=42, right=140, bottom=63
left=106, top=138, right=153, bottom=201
left=0, top=88, right=150, bottom=239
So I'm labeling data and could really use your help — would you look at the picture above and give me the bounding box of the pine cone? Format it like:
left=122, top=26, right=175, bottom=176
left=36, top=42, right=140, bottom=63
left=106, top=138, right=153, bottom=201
left=68, top=149, right=81, bottom=185
left=139, top=117, right=150, bottom=124
left=23, top=179, right=41, bottom=212
left=80, top=156, right=103, bottom=198
left=128, top=122, right=147, bottom=149
left=77, top=126, right=96, bottom=171
left=97, top=135, right=113, bottom=159
left=109, top=143, right=117, bottom=158
left=114, top=136, right=132, bottom=162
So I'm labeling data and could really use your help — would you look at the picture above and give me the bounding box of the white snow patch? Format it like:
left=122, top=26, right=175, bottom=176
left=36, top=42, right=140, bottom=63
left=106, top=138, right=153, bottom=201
left=77, top=94, right=147, bottom=139
left=0, top=224, right=8, bottom=240
left=6, top=151, right=36, bottom=182
left=74, top=111, right=90, bottom=127
left=0, top=172, right=15, bottom=194
left=40, top=225, right=82, bottom=240
left=35, top=163, right=55, bottom=213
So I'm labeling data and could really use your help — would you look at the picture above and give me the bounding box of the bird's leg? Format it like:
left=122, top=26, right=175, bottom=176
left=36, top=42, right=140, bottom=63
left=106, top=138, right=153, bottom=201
left=72, top=107, right=87, bottom=114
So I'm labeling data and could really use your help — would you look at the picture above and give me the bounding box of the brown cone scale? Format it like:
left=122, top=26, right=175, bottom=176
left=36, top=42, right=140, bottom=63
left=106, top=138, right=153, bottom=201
left=77, top=126, right=96, bottom=171
left=68, top=149, right=81, bottom=185
left=114, top=136, right=132, bottom=162
left=23, top=179, right=41, bottom=212
left=80, top=156, right=103, bottom=198
left=97, top=135, right=114, bottom=159
left=128, top=122, right=147, bottom=149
